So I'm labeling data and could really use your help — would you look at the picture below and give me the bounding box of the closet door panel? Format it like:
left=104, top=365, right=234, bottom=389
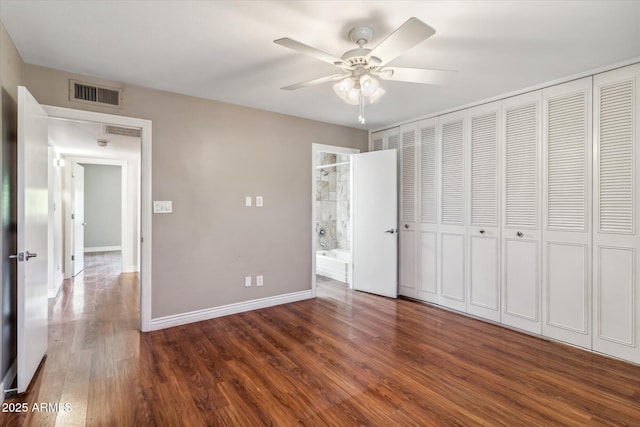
left=546, top=243, right=588, bottom=333
left=399, top=123, right=417, bottom=297
left=504, top=238, right=539, bottom=323
left=469, top=235, right=499, bottom=313
left=417, top=118, right=439, bottom=302
left=541, top=77, right=592, bottom=348
left=438, top=111, right=467, bottom=312
left=467, top=101, right=501, bottom=322
left=501, top=91, right=542, bottom=334
left=593, top=64, right=640, bottom=363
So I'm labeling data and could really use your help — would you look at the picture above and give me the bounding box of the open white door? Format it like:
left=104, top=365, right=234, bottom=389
left=352, top=149, right=398, bottom=298
left=16, top=86, right=49, bottom=393
left=72, top=163, right=85, bottom=276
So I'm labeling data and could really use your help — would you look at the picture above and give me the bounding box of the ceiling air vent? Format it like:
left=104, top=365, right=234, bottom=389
left=69, top=79, right=123, bottom=108
left=104, top=125, right=142, bottom=138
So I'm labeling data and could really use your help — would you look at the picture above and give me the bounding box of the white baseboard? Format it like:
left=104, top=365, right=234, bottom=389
left=123, top=265, right=139, bottom=273
left=48, top=273, right=64, bottom=299
left=150, top=289, right=313, bottom=331
left=1, top=358, right=17, bottom=402
left=84, top=246, right=122, bottom=253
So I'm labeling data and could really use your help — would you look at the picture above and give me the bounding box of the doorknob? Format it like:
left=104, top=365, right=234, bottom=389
left=9, top=253, right=24, bottom=261
left=479, top=229, right=485, bottom=234
left=516, top=231, right=523, bottom=237
left=384, top=228, right=397, bottom=234
left=25, top=251, right=37, bottom=260
left=404, top=224, right=409, bottom=229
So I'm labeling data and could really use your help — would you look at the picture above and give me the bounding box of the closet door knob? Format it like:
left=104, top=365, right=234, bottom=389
left=479, top=229, right=485, bottom=234
left=404, top=224, right=410, bottom=229
left=516, top=231, right=523, bottom=237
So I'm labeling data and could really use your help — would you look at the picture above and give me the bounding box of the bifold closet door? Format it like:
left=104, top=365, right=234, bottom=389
left=417, top=118, right=439, bottom=303
left=541, top=77, right=592, bottom=349
left=371, top=131, right=384, bottom=151
left=438, top=110, right=467, bottom=312
left=593, top=64, right=640, bottom=363
left=398, top=123, right=418, bottom=297
left=501, top=91, right=542, bottom=334
left=467, top=102, right=501, bottom=322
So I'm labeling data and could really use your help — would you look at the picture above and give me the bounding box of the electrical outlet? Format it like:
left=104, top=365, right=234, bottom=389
left=256, top=275, right=263, bottom=287
left=256, top=196, right=263, bottom=207
left=245, top=276, right=252, bottom=287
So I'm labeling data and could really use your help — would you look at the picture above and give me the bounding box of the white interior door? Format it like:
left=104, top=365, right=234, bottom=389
left=467, top=101, right=501, bottom=322
left=17, top=86, right=49, bottom=393
left=72, top=163, right=85, bottom=276
left=353, top=149, right=398, bottom=298
left=541, top=77, right=592, bottom=349
left=438, top=110, right=467, bottom=312
left=399, top=123, right=417, bottom=297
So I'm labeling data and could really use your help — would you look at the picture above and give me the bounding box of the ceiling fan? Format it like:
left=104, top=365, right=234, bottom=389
left=274, top=17, right=456, bottom=123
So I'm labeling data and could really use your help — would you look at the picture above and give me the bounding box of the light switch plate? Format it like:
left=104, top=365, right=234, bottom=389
left=256, top=275, right=263, bottom=286
left=245, top=196, right=252, bottom=207
left=153, top=201, right=173, bottom=213
left=245, top=276, right=252, bottom=287
left=256, top=196, right=263, bottom=207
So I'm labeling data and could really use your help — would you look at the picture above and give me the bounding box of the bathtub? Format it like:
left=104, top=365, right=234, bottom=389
left=316, top=249, right=351, bottom=284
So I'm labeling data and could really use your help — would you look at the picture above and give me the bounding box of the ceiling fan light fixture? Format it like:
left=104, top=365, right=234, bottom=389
left=333, top=77, right=354, bottom=99
left=369, top=87, right=386, bottom=104
left=359, top=75, right=379, bottom=97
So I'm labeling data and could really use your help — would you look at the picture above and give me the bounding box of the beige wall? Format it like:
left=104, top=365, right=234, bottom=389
left=0, top=19, right=24, bottom=388
left=23, top=64, right=368, bottom=318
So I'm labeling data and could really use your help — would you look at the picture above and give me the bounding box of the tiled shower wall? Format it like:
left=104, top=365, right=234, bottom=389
left=316, top=153, right=351, bottom=251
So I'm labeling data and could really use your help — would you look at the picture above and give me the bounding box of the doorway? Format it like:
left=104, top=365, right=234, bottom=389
left=311, top=144, right=358, bottom=296
left=43, top=105, right=152, bottom=332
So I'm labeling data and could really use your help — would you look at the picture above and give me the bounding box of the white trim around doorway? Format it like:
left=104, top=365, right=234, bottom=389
left=42, top=105, right=152, bottom=332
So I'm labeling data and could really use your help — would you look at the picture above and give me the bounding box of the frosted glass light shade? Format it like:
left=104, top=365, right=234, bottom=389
left=369, top=87, right=386, bottom=104
left=360, top=75, right=379, bottom=97
left=333, top=78, right=354, bottom=99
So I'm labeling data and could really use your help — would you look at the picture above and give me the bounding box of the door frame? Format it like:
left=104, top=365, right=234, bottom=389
left=311, top=143, right=359, bottom=296
left=42, top=105, right=152, bottom=332
left=63, top=157, right=136, bottom=276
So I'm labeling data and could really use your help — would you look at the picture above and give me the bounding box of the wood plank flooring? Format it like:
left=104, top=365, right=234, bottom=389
left=2, top=259, right=640, bottom=426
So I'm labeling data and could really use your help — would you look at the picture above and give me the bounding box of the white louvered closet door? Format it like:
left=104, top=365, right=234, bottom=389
left=501, top=91, right=543, bottom=334
left=541, top=77, right=592, bottom=349
left=398, top=123, right=418, bottom=297
left=593, top=64, right=640, bottom=364
left=371, top=131, right=384, bottom=151
left=386, top=129, right=400, bottom=151
left=438, top=110, right=467, bottom=312
left=417, top=118, right=439, bottom=303
left=467, top=102, right=501, bottom=322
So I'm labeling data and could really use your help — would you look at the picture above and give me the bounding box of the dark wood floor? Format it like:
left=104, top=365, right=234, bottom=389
left=3, top=260, right=640, bottom=426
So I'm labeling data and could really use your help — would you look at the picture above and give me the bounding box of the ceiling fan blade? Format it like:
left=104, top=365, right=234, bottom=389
left=366, top=17, right=436, bottom=67
left=281, top=74, right=347, bottom=91
left=274, top=38, right=348, bottom=68
left=378, top=67, right=457, bottom=85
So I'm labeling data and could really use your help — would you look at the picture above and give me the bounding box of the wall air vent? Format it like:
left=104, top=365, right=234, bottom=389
left=69, top=79, right=123, bottom=108
left=104, top=125, right=142, bottom=138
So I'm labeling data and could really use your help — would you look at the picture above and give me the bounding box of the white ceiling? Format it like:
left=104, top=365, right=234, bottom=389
left=2, top=1, right=640, bottom=130
left=48, top=118, right=141, bottom=160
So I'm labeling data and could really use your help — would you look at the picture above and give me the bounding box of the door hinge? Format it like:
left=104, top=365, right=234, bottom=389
left=71, top=213, right=75, bottom=220
left=71, top=255, right=75, bottom=261
left=141, top=236, right=144, bottom=243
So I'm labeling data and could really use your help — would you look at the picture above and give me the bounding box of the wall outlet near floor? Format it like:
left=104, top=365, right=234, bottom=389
left=256, top=275, right=263, bottom=286
left=245, top=276, right=252, bottom=287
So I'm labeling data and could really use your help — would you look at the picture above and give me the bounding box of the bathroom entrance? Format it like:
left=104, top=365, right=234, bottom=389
left=312, top=144, right=358, bottom=289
